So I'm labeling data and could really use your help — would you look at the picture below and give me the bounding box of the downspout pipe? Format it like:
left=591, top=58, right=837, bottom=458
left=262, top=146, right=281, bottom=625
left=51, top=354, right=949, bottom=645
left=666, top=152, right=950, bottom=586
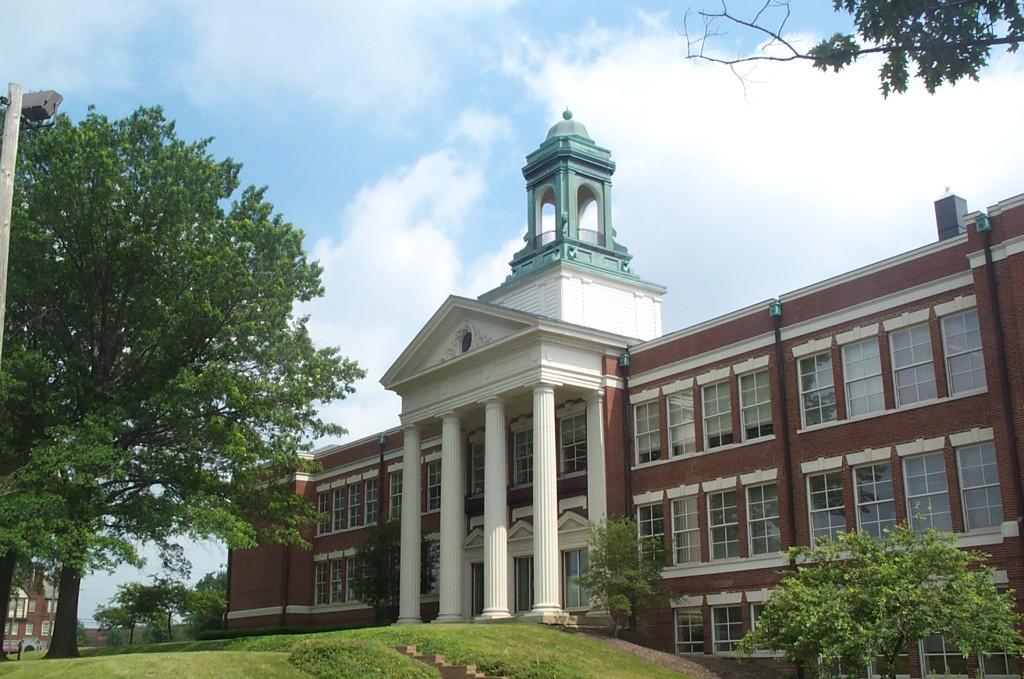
left=378, top=433, right=388, bottom=523
left=619, top=350, right=633, bottom=518
left=769, top=301, right=798, bottom=548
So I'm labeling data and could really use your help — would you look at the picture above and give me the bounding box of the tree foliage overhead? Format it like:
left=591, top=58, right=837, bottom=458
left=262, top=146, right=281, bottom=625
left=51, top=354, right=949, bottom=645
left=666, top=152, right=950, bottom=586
left=740, top=524, right=1024, bottom=679
left=0, top=105, right=364, bottom=657
left=686, top=0, right=1024, bottom=96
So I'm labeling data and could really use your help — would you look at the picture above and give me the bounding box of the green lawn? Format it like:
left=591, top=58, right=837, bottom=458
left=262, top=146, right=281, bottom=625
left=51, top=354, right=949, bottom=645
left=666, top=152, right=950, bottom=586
left=0, top=624, right=691, bottom=679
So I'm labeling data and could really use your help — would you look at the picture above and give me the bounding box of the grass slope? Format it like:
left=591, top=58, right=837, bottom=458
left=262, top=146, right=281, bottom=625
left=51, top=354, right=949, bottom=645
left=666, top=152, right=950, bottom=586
left=0, top=650, right=308, bottom=678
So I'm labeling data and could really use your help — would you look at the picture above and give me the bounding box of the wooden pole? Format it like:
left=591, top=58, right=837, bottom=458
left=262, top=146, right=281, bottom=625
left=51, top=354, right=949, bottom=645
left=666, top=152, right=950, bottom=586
left=0, top=82, right=24, bottom=370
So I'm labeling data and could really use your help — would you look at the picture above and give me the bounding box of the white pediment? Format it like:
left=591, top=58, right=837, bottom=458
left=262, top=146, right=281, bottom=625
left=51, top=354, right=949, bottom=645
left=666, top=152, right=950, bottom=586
left=463, top=527, right=484, bottom=549
left=557, top=510, right=590, bottom=533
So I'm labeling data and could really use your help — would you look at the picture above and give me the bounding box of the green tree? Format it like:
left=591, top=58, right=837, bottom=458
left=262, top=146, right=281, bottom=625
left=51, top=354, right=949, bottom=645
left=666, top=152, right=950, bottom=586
left=75, top=621, right=88, bottom=648
left=94, top=578, right=186, bottom=645
left=0, top=106, right=364, bottom=658
left=350, top=520, right=401, bottom=625
left=577, top=517, right=666, bottom=637
left=686, top=0, right=1024, bottom=96
left=740, top=524, right=1024, bottom=678
left=182, top=570, right=227, bottom=638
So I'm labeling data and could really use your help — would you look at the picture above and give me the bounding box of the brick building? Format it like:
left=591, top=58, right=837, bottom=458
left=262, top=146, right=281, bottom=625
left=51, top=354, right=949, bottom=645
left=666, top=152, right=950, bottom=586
left=3, top=576, right=56, bottom=653
left=228, top=113, right=1024, bottom=677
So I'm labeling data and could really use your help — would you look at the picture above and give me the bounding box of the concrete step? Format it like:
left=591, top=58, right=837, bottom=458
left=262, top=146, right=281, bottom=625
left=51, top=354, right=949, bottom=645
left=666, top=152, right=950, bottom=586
left=394, top=644, right=507, bottom=679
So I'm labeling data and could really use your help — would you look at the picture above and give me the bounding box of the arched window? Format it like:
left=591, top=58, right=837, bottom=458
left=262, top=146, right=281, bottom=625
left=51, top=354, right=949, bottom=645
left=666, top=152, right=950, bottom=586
left=537, top=188, right=556, bottom=246
left=577, top=186, right=602, bottom=246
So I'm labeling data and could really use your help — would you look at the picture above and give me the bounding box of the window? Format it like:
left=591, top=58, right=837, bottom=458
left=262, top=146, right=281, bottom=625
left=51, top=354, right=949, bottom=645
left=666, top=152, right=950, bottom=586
left=514, top=429, right=533, bottom=485
left=48, top=599, right=55, bottom=613
left=703, top=381, right=734, bottom=449
left=637, top=503, right=665, bottom=561
left=560, top=413, right=587, bottom=474
left=389, top=472, right=403, bottom=521
left=470, top=442, right=485, bottom=494
left=674, top=608, right=704, bottom=654
left=346, top=557, right=361, bottom=602
left=28, top=599, right=36, bottom=613
left=314, top=561, right=328, bottom=605
left=942, top=309, right=986, bottom=395
left=889, top=323, right=937, bottom=406
left=634, top=401, right=661, bottom=463
left=956, top=442, right=1003, bottom=530
left=808, top=471, right=846, bottom=545
left=671, top=497, right=700, bottom=564
left=922, top=634, right=968, bottom=677
left=317, top=491, right=330, bottom=535
left=747, top=484, right=781, bottom=555
left=563, top=549, right=588, bottom=609
left=800, top=352, right=836, bottom=426
left=708, top=490, right=740, bottom=559
left=855, top=463, right=896, bottom=538
left=41, top=620, right=51, bottom=637
left=983, top=587, right=1020, bottom=677
left=332, top=487, right=345, bottom=532
left=426, top=460, right=442, bottom=511
left=425, top=542, right=440, bottom=595
left=712, top=606, right=743, bottom=654
left=25, top=622, right=33, bottom=636
left=903, top=452, right=951, bottom=533
left=515, top=556, right=533, bottom=613
left=843, top=339, right=884, bottom=417
left=365, top=478, right=378, bottom=525
left=749, top=603, right=772, bottom=655
left=667, top=391, right=696, bottom=456
left=330, top=559, right=345, bottom=603
left=739, top=370, right=773, bottom=440
left=348, top=483, right=363, bottom=528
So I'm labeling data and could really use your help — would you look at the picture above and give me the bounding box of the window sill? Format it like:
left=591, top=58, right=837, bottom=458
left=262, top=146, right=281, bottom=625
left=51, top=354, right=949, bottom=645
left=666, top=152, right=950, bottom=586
left=559, top=470, right=587, bottom=480
left=316, top=524, right=367, bottom=537
left=422, top=509, right=440, bottom=516
left=797, top=387, right=989, bottom=434
left=631, top=435, right=777, bottom=471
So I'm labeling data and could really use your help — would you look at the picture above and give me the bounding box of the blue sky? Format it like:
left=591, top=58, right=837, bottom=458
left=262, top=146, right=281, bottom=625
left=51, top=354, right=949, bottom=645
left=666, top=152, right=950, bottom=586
left=4, top=1, right=1023, bottom=623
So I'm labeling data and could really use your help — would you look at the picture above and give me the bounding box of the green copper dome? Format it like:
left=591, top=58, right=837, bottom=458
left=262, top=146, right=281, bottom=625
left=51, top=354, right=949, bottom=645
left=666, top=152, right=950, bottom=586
left=545, top=109, right=591, bottom=140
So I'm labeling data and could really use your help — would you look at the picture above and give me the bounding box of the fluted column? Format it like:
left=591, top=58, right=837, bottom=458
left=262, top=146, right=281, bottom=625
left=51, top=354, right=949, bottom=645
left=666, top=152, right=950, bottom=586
left=396, top=424, right=422, bottom=624
left=530, top=383, right=562, bottom=616
left=436, top=412, right=465, bottom=622
left=585, top=390, right=608, bottom=525
left=479, top=397, right=511, bottom=619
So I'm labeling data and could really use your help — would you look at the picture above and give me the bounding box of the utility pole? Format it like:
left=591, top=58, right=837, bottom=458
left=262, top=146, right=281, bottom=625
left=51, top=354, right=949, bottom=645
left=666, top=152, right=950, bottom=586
left=0, top=82, right=23, bottom=370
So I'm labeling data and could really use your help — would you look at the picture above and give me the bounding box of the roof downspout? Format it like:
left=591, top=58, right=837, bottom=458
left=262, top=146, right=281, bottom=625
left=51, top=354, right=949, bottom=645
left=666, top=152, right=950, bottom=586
left=769, top=301, right=798, bottom=549
left=619, top=350, right=634, bottom=517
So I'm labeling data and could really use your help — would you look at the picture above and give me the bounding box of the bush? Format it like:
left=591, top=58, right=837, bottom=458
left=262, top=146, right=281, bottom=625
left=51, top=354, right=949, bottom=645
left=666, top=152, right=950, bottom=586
left=196, top=623, right=368, bottom=641
left=288, top=638, right=435, bottom=679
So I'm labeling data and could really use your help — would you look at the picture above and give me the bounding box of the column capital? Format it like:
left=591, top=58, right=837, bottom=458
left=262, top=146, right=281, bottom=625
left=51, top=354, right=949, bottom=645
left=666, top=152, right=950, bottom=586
left=482, top=395, right=505, bottom=407
left=585, top=388, right=605, bottom=403
left=402, top=422, right=421, bottom=434
left=532, top=382, right=556, bottom=395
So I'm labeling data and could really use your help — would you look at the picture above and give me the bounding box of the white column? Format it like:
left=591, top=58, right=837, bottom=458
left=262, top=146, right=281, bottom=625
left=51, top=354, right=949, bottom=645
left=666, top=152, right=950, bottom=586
left=479, top=397, right=511, bottom=620
left=530, top=383, right=562, bottom=616
left=436, top=412, right=465, bottom=622
left=585, top=390, right=608, bottom=525
left=396, top=424, right=422, bottom=624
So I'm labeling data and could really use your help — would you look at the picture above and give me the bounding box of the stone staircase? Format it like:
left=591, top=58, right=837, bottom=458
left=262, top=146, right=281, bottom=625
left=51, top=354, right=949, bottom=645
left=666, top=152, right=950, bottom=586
left=394, top=644, right=506, bottom=679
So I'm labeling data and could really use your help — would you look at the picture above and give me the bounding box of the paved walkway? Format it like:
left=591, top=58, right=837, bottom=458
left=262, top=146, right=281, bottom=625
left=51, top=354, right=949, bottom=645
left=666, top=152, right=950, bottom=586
left=585, top=635, right=798, bottom=679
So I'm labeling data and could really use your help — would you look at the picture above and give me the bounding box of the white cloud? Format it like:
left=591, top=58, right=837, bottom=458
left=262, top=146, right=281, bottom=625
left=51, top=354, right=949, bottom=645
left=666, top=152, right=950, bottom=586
left=502, top=15, right=1024, bottom=330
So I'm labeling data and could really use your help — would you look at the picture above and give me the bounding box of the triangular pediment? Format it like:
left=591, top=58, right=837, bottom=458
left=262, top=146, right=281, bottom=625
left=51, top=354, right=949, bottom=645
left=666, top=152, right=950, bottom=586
left=381, top=296, right=541, bottom=389
left=558, top=510, right=590, bottom=532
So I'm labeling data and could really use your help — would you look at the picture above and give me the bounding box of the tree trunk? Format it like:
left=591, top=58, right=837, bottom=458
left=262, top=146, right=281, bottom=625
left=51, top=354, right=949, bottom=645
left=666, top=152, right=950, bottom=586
left=167, top=611, right=172, bottom=641
left=0, top=549, right=16, bottom=662
left=129, top=623, right=135, bottom=646
left=45, top=565, right=82, bottom=659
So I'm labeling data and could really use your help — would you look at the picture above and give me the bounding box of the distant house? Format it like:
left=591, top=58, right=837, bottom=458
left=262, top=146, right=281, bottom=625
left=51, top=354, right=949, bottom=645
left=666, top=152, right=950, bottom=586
left=4, top=576, right=56, bottom=653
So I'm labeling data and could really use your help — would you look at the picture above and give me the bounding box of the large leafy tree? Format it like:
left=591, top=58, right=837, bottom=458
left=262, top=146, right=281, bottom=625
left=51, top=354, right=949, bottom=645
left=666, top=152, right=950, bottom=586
left=182, top=570, right=227, bottom=638
left=740, top=525, right=1024, bottom=678
left=350, top=519, right=402, bottom=625
left=0, top=106, right=363, bottom=658
left=687, top=0, right=1024, bottom=96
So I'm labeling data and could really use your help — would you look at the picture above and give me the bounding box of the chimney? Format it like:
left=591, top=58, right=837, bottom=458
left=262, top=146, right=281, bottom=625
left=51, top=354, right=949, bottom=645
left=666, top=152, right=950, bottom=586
left=934, top=193, right=968, bottom=240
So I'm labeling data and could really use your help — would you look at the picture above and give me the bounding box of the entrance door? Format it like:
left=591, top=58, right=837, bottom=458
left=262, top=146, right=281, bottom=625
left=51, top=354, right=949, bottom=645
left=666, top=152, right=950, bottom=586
left=471, top=562, right=484, bottom=617
left=514, top=556, right=534, bottom=613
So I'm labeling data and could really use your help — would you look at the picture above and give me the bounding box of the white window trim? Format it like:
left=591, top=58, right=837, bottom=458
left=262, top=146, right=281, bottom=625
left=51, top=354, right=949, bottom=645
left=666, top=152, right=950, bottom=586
left=746, top=483, right=781, bottom=556
left=666, top=389, right=696, bottom=457
left=559, top=411, right=588, bottom=475
left=702, top=380, right=734, bottom=450
left=902, top=451, right=952, bottom=533
left=798, top=351, right=836, bottom=427
left=633, top=399, right=661, bottom=465
left=853, top=462, right=896, bottom=536
left=670, top=495, right=700, bottom=566
left=940, top=308, right=986, bottom=396
left=738, top=369, right=772, bottom=442
left=806, top=470, right=846, bottom=546
left=888, top=322, right=936, bottom=408
left=842, top=338, right=885, bottom=418
left=707, top=489, right=740, bottom=561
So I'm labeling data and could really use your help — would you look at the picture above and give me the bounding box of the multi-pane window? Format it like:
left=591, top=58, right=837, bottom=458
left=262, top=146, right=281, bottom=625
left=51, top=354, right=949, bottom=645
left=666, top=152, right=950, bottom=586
left=667, top=391, right=696, bottom=456
left=747, top=484, right=781, bottom=555
left=799, top=352, right=836, bottom=426
left=317, top=491, right=330, bottom=535
left=427, top=460, right=442, bottom=511
left=808, top=471, right=846, bottom=545
left=942, top=309, right=986, bottom=395
left=984, top=587, right=1021, bottom=677
left=890, top=323, right=937, bottom=406
left=28, top=599, right=36, bottom=613
left=854, top=463, right=896, bottom=538
left=674, top=608, right=704, bottom=654
left=25, top=622, right=33, bottom=636
left=712, top=606, right=743, bottom=654
left=702, top=381, right=734, bottom=449
left=560, top=413, right=587, bottom=474
left=332, top=487, right=345, bottom=532
left=348, top=483, right=363, bottom=528
left=671, top=497, right=700, bottom=564
left=41, top=620, right=51, bottom=637
left=314, top=561, right=328, bottom=604
left=739, top=371, right=773, bottom=440
left=708, top=490, right=740, bottom=559
left=957, top=442, right=1003, bottom=530
left=515, top=556, right=533, bottom=613
left=903, top=452, right=951, bottom=533
left=425, top=542, right=440, bottom=594
left=330, top=559, right=345, bottom=603
left=563, top=549, right=588, bottom=609
left=346, top=557, right=360, bottom=602
left=842, top=339, right=884, bottom=417
left=637, top=503, right=665, bottom=561
left=364, top=478, right=378, bottom=525
left=514, top=429, right=533, bottom=485
left=634, top=401, right=661, bottom=464
left=389, top=472, right=403, bottom=521
left=470, top=442, right=485, bottom=494
left=922, top=634, right=968, bottom=677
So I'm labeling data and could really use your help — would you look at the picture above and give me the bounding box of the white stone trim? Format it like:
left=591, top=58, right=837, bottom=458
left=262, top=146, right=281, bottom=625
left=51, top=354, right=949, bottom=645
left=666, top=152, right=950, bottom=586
left=988, top=192, right=1024, bottom=216
left=666, top=482, right=700, bottom=500
left=744, top=588, right=773, bottom=604
left=633, top=490, right=663, bottom=505
left=387, top=462, right=402, bottom=473
left=630, top=333, right=775, bottom=388
left=469, top=515, right=484, bottom=529
left=630, top=387, right=659, bottom=404
left=895, top=436, right=946, bottom=458
left=316, top=482, right=331, bottom=493
left=346, top=475, right=361, bottom=486
left=1002, top=520, right=1019, bottom=538
left=949, top=426, right=995, bottom=447
left=661, top=378, right=694, bottom=395
left=424, top=531, right=440, bottom=541
left=992, top=569, right=1010, bottom=585
left=731, top=355, right=769, bottom=375
left=845, top=446, right=892, bottom=466
left=226, top=605, right=283, bottom=620
left=670, top=594, right=704, bottom=608
left=957, top=529, right=1005, bottom=548
left=739, top=468, right=778, bottom=486
left=701, top=476, right=738, bottom=494
left=835, top=323, right=879, bottom=346
left=424, top=451, right=442, bottom=463
left=800, top=455, right=844, bottom=474
left=791, top=336, right=832, bottom=358
left=663, top=553, right=789, bottom=579
left=882, top=308, right=930, bottom=332
left=968, top=250, right=987, bottom=269
left=706, top=592, right=743, bottom=606
left=696, top=366, right=731, bottom=386
left=511, top=506, right=532, bottom=521
left=559, top=496, right=587, bottom=513
left=933, top=294, right=977, bottom=317
left=363, top=468, right=379, bottom=480
left=556, top=400, right=586, bottom=418
left=509, top=415, right=533, bottom=433
left=313, top=553, right=328, bottom=562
